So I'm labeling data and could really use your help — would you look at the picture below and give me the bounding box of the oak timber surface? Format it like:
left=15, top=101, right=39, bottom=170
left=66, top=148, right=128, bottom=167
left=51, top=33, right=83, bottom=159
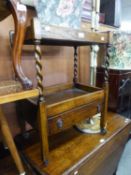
left=23, top=112, right=131, bottom=175
left=25, top=25, right=111, bottom=46
left=45, top=85, right=102, bottom=105
left=45, top=88, right=87, bottom=105
left=0, top=89, right=39, bottom=104
left=36, top=84, right=104, bottom=117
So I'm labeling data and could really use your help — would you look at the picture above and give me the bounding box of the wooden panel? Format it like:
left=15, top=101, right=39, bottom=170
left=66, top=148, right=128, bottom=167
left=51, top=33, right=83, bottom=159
left=26, top=21, right=110, bottom=45
left=0, top=89, right=38, bottom=104
left=0, top=15, right=14, bottom=80
left=46, top=88, right=87, bottom=105
left=79, top=46, right=91, bottom=84
left=23, top=112, right=131, bottom=175
left=43, top=83, right=73, bottom=96
left=71, top=120, right=130, bottom=175
left=46, top=88, right=104, bottom=117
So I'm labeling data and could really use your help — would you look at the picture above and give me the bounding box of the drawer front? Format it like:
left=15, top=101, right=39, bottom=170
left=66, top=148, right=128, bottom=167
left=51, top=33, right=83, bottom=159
left=48, top=101, right=101, bottom=135
left=47, top=90, right=104, bottom=117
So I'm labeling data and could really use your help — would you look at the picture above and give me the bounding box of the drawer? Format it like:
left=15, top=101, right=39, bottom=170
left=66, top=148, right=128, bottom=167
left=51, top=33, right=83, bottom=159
left=48, top=101, right=102, bottom=135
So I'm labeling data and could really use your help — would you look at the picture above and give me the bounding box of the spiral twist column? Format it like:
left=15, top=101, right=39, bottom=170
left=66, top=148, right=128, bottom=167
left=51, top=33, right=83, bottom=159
left=34, top=41, right=49, bottom=164
left=34, top=41, right=44, bottom=100
left=73, top=46, right=78, bottom=84
left=101, top=44, right=111, bottom=134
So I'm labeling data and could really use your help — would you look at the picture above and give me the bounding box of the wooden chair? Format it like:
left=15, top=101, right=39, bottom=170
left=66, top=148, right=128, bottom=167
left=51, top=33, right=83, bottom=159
left=0, top=1, right=39, bottom=174
left=0, top=81, right=39, bottom=175
left=8, top=0, right=112, bottom=165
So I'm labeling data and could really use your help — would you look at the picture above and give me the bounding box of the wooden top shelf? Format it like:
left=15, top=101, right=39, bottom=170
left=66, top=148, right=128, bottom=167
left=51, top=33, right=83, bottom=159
left=0, top=80, right=39, bottom=104
left=0, top=2, right=113, bottom=46
left=25, top=21, right=112, bottom=46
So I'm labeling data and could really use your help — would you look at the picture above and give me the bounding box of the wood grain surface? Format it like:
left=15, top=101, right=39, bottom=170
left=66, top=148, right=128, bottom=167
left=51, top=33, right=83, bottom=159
left=23, top=112, right=131, bottom=175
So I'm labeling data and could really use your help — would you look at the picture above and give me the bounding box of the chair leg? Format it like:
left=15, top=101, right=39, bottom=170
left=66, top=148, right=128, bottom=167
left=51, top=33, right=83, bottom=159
left=0, top=107, right=26, bottom=175
left=38, top=100, right=49, bottom=165
left=1, top=133, right=8, bottom=149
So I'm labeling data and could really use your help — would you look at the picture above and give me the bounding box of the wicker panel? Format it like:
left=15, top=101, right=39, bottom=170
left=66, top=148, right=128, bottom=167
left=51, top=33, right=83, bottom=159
left=0, top=81, right=23, bottom=96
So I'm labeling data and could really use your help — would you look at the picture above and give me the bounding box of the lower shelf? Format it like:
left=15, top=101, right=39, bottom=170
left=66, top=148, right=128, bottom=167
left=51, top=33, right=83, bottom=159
left=22, top=112, right=131, bottom=175
left=46, top=83, right=104, bottom=117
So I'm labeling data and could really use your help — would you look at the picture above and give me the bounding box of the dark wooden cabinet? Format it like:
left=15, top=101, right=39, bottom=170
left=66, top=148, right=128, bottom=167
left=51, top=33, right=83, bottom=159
left=96, top=67, right=131, bottom=112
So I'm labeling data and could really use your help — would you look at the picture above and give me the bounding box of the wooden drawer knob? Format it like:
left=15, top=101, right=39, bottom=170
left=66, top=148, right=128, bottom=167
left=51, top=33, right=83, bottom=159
left=56, top=118, right=63, bottom=129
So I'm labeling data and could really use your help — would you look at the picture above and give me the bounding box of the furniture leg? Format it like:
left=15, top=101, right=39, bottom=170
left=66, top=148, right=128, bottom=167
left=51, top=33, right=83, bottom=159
left=101, top=45, right=110, bottom=134
left=9, top=0, right=32, bottom=89
left=0, top=107, right=26, bottom=175
left=34, top=42, right=49, bottom=164
left=38, top=100, right=49, bottom=165
left=1, top=132, right=8, bottom=149
left=101, top=81, right=109, bottom=134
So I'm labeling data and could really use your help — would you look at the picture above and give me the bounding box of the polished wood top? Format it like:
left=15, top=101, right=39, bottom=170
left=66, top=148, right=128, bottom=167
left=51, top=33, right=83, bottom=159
left=0, top=89, right=39, bottom=104
left=30, top=83, right=104, bottom=117
left=23, top=112, right=131, bottom=175
left=25, top=21, right=112, bottom=46
left=0, top=80, right=39, bottom=104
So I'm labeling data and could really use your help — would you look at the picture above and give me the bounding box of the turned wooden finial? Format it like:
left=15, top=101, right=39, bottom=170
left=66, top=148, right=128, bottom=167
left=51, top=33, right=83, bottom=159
left=34, top=40, right=44, bottom=100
